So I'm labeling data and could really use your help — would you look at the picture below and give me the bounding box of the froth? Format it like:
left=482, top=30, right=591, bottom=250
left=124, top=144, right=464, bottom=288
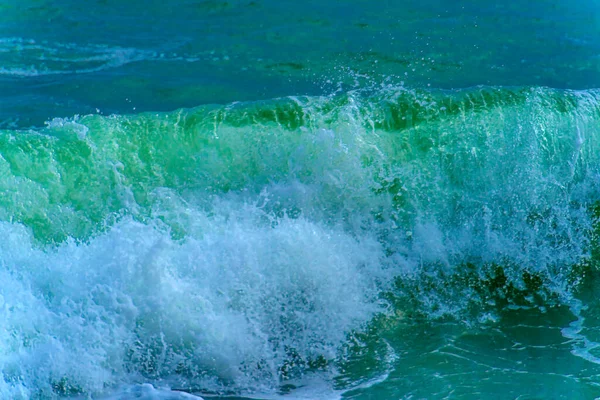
left=0, top=200, right=390, bottom=398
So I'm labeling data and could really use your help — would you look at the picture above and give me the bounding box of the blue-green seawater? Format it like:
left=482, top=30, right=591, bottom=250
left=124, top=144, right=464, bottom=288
left=2, top=1, right=600, bottom=399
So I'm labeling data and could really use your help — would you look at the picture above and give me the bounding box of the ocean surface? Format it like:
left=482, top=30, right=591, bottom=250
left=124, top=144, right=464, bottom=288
left=2, top=1, right=600, bottom=399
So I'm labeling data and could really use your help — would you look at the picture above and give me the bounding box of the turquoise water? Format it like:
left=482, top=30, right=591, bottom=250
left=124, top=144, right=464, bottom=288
left=2, top=1, right=600, bottom=399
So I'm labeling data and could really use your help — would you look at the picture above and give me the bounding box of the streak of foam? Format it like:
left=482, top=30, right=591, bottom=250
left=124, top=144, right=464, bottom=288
left=0, top=37, right=238, bottom=77
left=97, top=384, right=203, bottom=400
left=561, top=299, right=600, bottom=364
left=0, top=38, right=150, bottom=76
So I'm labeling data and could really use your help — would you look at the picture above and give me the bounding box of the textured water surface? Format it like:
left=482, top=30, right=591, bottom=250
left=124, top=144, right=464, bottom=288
left=2, top=1, right=600, bottom=399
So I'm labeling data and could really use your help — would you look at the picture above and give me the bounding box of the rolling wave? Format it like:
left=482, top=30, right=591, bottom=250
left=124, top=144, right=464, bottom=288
left=1, top=86, right=600, bottom=398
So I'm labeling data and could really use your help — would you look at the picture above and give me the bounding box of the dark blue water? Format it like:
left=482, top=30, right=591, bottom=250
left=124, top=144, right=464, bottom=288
left=2, top=0, right=600, bottom=127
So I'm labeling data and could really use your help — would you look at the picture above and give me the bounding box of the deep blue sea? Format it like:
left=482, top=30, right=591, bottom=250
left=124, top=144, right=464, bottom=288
left=2, top=1, right=600, bottom=399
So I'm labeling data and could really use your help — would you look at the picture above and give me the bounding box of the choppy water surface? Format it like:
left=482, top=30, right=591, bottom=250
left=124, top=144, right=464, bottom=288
left=2, top=1, right=600, bottom=399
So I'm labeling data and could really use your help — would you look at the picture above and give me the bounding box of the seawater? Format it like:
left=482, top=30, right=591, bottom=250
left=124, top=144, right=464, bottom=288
left=1, top=1, right=600, bottom=399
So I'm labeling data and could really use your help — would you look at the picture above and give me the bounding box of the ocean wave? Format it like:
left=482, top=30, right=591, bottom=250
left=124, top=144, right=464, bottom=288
left=1, top=85, right=600, bottom=397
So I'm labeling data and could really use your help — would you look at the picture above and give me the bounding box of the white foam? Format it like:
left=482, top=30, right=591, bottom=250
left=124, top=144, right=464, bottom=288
left=0, top=201, right=391, bottom=398
left=99, top=384, right=203, bottom=400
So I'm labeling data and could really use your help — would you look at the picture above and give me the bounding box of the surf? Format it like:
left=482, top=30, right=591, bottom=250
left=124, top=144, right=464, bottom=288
left=1, top=85, right=600, bottom=398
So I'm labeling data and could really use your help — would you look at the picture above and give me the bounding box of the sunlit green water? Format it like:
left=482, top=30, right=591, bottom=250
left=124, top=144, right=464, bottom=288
left=2, top=1, right=600, bottom=399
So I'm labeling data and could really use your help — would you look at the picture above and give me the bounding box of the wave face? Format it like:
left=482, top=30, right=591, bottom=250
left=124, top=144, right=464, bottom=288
left=2, top=86, right=600, bottom=398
